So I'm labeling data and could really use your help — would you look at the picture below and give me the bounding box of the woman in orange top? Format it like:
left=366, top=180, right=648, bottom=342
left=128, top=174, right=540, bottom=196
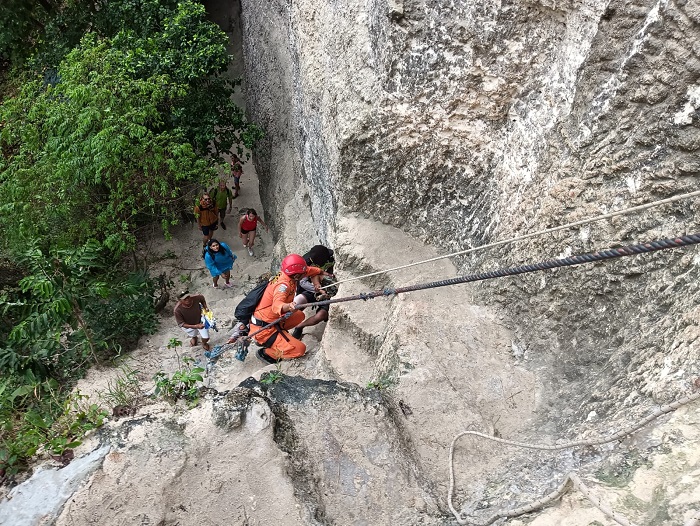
left=251, top=254, right=327, bottom=363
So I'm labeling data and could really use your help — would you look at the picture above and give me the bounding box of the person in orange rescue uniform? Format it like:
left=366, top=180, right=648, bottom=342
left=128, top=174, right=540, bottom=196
left=251, top=254, right=328, bottom=363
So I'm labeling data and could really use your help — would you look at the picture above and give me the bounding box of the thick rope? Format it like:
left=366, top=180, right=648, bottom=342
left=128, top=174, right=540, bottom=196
left=238, top=234, right=700, bottom=339
left=322, top=189, right=700, bottom=290
left=305, top=233, right=700, bottom=310
left=448, top=390, right=700, bottom=525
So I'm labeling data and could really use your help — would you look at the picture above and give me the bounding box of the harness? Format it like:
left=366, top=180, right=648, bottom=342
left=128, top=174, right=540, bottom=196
left=250, top=315, right=290, bottom=347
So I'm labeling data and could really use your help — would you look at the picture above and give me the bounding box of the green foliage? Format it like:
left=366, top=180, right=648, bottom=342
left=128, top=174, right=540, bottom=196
left=99, top=364, right=143, bottom=409
left=260, top=370, right=284, bottom=385
left=0, top=0, right=261, bottom=477
left=0, top=242, right=158, bottom=379
left=153, top=340, right=203, bottom=404
left=0, top=0, right=54, bottom=63
left=366, top=376, right=395, bottom=390
left=0, top=376, right=107, bottom=475
left=0, top=0, right=262, bottom=255
left=84, top=271, right=159, bottom=351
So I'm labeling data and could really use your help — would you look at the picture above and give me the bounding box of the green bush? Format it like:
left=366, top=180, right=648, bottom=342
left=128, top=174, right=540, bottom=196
left=0, top=373, right=107, bottom=475
left=0, top=242, right=158, bottom=379
left=153, top=340, right=204, bottom=404
left=0, top=0, right=262, bottom=255
left=0, top=0, right=263, bottom=476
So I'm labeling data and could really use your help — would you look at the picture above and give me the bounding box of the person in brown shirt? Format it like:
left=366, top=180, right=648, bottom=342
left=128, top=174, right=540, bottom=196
left=194, top=193, right=219, bottom=253
left=173, top=291, right=211, bottom=351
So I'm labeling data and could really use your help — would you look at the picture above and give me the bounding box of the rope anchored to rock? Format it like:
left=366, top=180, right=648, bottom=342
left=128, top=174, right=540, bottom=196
left=448, top=389, right=700, bottom=525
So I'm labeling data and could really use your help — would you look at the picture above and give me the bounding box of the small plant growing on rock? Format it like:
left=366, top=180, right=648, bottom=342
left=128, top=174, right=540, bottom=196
left=366, top=376, right=394, bottom=390
left=153, top=341, right=204, bottom=404
left=100, top=364, right=143, bottom=411
left=260, top=370, right=283, bottom=385
left=260, top=359, right=283, bottom=385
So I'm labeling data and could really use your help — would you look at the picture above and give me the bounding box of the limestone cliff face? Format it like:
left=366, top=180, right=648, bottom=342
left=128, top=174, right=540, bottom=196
left=241, top=0, right=700, bottom=403
left=240, top=0, right=700, bottom=522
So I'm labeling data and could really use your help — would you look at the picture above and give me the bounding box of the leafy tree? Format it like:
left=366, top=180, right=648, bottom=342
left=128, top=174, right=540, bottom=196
left=0, top=0, right=262, bottom=254
left=0, top=0, right=55, bottom=63
left=0, top=241, right=158, bottom=379
left=0, top=0, right=263, bottom=476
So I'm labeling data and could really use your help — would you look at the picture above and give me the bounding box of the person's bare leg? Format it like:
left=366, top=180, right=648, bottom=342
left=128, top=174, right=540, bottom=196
left=296, top=310, right=328, bottom=330
left=248, top=230, right=257, bottom=249
left=202, top=338, right=210, bottom=351
left=212, top=275, right=220, bottom=288
left=291, top=308, right=328, bottom=339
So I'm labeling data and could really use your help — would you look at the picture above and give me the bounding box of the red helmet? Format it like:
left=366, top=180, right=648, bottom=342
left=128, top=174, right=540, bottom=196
left=281, top=254, right=307, bottom=277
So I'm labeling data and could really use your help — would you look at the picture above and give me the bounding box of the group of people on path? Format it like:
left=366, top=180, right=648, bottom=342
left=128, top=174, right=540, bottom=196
left=174, top=244, right=336, bottom=364
left=176, top=153, right=337, bottom=364
left=193, top=154, right=269, bottom=288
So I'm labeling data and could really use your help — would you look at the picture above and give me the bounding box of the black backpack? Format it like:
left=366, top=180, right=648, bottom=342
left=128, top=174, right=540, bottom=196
left=234, top=279, right=270, bottom=324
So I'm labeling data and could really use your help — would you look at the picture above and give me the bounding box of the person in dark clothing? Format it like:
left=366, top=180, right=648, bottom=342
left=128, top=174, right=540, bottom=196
left=291, top=245, right=336, bottom=339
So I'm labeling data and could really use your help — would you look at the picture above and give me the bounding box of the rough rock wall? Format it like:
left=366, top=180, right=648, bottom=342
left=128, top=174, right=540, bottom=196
left=241, top=0, right=700, bottom=408
left=239, top=0, right=700, bottom=522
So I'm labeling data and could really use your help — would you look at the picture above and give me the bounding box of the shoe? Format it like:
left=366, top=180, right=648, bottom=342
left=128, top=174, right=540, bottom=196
left=248, top=247, right=254, bottom=256
left=224, top=282, right=233, bottom=288
left=291, top=327, right=303, bottom=340
left=221, top=222, right=227, bottom=230
left=242, top=243, right=247, bottom=248
left=256, top=348, right=277, bottom=365
left=212, top=283, right=218, bottom=288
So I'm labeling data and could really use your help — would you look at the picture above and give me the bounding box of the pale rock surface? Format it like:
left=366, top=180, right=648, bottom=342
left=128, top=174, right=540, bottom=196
left=239, top=0, right=700, bottom=523
left=5, top=0, right=700, bottom=525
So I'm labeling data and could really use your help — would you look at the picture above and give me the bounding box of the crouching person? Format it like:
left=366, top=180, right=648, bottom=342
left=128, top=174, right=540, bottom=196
left=291, top=245, right=336, bottom=339
left=250, top=254, right=328, bottom=363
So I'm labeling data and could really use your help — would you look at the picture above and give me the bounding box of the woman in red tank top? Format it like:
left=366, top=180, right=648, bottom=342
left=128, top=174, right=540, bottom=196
left=238, top=208, right=269, bottom=256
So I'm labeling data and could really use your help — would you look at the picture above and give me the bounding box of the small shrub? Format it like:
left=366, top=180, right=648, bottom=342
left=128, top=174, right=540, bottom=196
left=260, top=369, right=283, bottom=385
left=0, top=384, right=107, bottom=475
left=99, top=365, right=143, bottom=410
left=153, top=343, right=204, bottom=404
left=367, top=376, right=394, bottom=390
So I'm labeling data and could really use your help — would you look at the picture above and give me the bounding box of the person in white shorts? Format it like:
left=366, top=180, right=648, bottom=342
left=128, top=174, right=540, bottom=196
left=173, top=291, right=211, bottom=351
